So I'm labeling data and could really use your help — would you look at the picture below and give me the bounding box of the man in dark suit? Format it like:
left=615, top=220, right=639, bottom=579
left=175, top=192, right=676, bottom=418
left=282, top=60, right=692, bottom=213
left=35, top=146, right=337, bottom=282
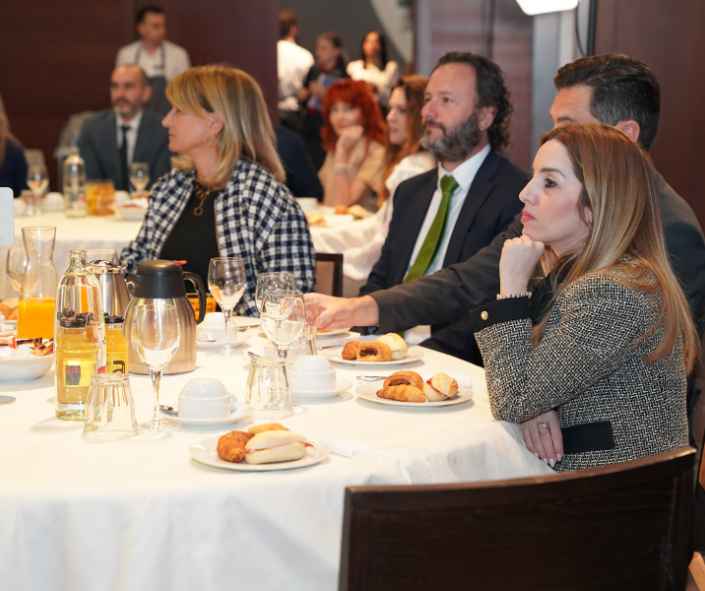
left=77, top=64, right=171, bottom=190
left=360, top=52, right=526, bottom=350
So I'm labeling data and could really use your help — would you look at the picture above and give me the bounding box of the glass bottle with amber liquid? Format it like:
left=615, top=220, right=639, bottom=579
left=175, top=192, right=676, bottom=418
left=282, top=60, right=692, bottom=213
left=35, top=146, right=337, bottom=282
left=105, top=314, right=129, bottom=374
left=55, top=250, right=105, bottom=420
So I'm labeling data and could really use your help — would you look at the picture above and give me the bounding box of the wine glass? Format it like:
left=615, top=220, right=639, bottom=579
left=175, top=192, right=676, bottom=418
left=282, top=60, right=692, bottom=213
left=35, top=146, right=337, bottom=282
left=129, top=162, right=150, bottom=195
left=26, top=162, right=48, bottom=216
left=255, top=271, right=296, bottom=314
left=207, top=257, right=246, bottom=351
left=6, top=245, right=27, bottom=294
left=128, top=299, right=180, bottom=438
left=261, top=289, right=306, bottom=360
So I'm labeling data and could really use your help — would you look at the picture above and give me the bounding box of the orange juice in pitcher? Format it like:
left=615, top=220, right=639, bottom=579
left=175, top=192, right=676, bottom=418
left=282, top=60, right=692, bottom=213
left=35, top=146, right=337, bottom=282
left=17, top=298, right=56, bottom=339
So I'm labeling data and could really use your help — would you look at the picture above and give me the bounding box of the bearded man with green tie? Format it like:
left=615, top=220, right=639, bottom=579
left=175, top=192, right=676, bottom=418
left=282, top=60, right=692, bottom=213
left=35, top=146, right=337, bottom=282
left=359, top=52, right=526, bottom=357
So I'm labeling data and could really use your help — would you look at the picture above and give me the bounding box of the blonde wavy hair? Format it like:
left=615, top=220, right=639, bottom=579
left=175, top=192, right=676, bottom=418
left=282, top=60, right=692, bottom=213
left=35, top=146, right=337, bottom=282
left=166, top=65, right=285, bottom=186
left=537, top=123, right=699, bottom=372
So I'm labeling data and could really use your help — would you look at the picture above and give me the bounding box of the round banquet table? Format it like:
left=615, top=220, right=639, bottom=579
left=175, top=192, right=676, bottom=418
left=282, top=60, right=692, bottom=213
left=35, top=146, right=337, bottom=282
left=4, top=209, right=383, bottom=298
left=0, top=333, right=553, bottom=591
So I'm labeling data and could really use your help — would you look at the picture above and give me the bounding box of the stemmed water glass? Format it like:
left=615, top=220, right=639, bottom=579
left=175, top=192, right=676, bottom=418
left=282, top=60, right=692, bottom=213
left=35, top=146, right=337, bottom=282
left=207, top=256, right=246, bottom=351
left=128, top=300, right=180, bottom=438
left=6, top=244, right=27, bottom=294
left=260, top=289, right=306, bottom=391
left=255, top=271, right=296, bottom=314
left=129, top=162, right=150, bottom=195
left=26, top=162, right=48, bottom=216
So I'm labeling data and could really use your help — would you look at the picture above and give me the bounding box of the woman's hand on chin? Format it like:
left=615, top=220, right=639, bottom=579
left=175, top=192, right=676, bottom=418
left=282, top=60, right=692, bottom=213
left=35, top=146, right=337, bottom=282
left=336, top=126, right=364, bottom=155
left=498, top=234, right=544, bottom=296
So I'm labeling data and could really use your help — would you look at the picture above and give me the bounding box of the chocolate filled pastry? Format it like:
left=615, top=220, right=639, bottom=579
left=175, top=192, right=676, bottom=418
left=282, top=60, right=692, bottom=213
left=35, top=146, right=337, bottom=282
left=377, top=384, right=426, bottom=403
left=356, top=340, right=392, bottom=362
left=423, top=372, right=460, bottom=401
left=217, top=430, right=254, bottom=463
left=383, top=371, right=424, bottom=390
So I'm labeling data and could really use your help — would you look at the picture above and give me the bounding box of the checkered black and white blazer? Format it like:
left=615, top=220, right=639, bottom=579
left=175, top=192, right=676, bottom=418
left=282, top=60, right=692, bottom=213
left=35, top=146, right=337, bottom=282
left=120, top=159, right=316, bottom=316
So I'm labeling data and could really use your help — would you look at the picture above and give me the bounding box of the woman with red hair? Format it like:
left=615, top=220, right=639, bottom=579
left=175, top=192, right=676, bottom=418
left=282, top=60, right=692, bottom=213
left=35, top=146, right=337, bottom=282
left=319, top=79, right=386, bottom=211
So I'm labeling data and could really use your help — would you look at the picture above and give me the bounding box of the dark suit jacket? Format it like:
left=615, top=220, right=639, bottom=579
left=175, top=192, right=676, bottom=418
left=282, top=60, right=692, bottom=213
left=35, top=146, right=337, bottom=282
left=371, top=171, right=705, bottom=371
left=360, top=150, right=526, bottom=344
left=275, top=125, right=323, bottom=198
left=77, top=109, right=171, bottom=190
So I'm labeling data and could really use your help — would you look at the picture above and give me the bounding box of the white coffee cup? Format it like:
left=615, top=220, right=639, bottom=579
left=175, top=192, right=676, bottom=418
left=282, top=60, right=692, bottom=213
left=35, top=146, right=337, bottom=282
left=178, top=378, right=234, bottom=419
left=291, top=355, right=336, bottom=396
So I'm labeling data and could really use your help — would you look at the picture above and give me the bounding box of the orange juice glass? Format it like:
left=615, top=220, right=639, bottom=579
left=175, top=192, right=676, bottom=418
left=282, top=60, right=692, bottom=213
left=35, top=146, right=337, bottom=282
left=17, top=297, right=56, bottom=339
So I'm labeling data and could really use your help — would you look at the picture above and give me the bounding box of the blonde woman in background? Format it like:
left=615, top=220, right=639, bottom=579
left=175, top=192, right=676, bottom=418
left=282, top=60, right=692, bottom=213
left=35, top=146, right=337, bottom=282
left=120, top=65, right=315, bottom=316
left=474, top=123, right=698, bottom=471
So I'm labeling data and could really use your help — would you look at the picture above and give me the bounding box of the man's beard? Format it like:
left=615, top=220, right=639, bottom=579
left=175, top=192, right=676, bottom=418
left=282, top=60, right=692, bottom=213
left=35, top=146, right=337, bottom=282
left=421, top=112, right=481, bottom=161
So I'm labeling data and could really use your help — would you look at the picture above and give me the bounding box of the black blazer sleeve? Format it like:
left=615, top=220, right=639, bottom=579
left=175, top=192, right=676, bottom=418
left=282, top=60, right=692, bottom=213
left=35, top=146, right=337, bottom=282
left=77, top=118, right=105, bottom=181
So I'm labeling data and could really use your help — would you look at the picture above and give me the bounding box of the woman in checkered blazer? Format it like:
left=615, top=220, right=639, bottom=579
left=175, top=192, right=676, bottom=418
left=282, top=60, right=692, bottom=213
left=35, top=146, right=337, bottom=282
left=120, top=65, right=315, bottom=316
left=473, top=124, right=699, bottom=471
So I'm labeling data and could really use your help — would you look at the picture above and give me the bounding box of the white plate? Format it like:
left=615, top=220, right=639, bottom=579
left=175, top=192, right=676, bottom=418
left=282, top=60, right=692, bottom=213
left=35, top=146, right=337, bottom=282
left=202, top=313, right=260, bottom=330
left=0, top=353, right=54, bottom=382
left=357, top=389, right=473, bottom=408
left=161, top=407, right=248, bottom=426
left=294, top=377, right=352, bottom=400
left=321, top=346, right=424, bottom=367
left=316, top=328, right=353, bottom=338
left=190, top=437, right=329, bottom=471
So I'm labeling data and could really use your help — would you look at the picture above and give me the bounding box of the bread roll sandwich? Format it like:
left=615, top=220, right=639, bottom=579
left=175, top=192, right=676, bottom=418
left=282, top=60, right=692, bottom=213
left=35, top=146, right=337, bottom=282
left=248, top=422, right=288, bottom=434
left=245, top=430, right=307, bottom=464
left=423, top=372, right=460, bottom=401
left=377, top=333, right=408, bottom=360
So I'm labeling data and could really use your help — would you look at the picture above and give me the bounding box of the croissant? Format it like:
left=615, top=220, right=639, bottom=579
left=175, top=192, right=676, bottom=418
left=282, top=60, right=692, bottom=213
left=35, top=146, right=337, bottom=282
left=377, top=384, right=426, bottom=403
left=383, top=371, right=424, bottom=390
left=217, top=430, right=254, bottom=463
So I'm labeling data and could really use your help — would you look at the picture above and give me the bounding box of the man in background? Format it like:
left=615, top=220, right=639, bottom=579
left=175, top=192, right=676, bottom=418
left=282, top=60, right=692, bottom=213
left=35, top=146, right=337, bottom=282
left=77, top=65, right=170, bottom=191
left=116, top=4, right=191, bottom=116
left=277, top=8, right=314, bottom=131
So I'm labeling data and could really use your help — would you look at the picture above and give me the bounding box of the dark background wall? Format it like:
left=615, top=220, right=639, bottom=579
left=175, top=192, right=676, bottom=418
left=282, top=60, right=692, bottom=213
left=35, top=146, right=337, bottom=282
left=0, top=0, right=278, bottom=188
left=595, top=0, right=705, bottom=229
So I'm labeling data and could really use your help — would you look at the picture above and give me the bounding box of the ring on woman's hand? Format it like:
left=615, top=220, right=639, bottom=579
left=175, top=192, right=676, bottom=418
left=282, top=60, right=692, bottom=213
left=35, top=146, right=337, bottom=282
left=538, top=422, right=549, bottom=431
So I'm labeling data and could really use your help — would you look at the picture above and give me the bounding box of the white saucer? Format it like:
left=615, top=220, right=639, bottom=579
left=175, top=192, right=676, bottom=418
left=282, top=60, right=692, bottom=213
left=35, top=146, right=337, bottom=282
left=294, top=377, right=353, bottom=400
left=161, top=408, right=248, bottom=426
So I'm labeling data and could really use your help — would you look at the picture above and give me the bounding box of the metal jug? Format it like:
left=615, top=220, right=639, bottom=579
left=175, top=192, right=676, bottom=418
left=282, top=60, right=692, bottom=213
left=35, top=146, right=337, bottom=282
left=86, top=259, right=131, bottom=319
left=124, top=260, right=206, bottom=374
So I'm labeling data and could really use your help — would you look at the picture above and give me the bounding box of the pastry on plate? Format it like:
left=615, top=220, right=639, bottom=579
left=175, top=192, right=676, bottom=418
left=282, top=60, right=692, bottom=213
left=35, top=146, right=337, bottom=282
left=377, top=333, right=408, bottom=360
left=377, top=384, right=425, bottom=403
left=423, top=372, right=460, bottom=401
left=341, top=339, right=393, bottom=362
left=382, top=370, right=424, bottom=390
left=217, top=430, right=254, bottom=462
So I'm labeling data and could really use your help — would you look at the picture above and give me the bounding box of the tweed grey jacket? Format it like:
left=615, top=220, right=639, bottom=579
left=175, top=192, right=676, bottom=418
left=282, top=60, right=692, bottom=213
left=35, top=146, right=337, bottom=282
left=475, top=271, right=689, bottom=471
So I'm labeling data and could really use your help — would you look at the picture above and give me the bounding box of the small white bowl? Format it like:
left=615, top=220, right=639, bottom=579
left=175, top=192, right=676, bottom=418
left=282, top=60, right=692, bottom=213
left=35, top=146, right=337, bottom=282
left=115, top=203, right=147, bottom=221
left=0, top=352, right=54, bottom=382
left=178, top=378, right=234, bottom=419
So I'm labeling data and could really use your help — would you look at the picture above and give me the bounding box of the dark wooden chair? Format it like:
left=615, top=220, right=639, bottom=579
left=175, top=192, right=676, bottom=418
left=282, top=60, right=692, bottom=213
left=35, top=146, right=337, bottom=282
left=339, top=447, right=695, bottom=591
left=314, top=252, right=343, bottom=297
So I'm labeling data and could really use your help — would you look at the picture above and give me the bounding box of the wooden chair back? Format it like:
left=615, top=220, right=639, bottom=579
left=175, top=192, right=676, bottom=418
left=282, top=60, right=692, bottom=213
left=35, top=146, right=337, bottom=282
left=339, top=447, right=695, bottom=591
left=314, top=252, right=343, bottom=297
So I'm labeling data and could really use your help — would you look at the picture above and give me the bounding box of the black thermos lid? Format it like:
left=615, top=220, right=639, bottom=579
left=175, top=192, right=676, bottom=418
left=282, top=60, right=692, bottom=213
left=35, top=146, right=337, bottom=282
left=133, top=260, right=186, bottom=299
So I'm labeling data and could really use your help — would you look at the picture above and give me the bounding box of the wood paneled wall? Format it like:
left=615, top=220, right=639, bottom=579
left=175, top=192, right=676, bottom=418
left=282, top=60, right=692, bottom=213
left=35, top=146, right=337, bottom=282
left=0, top=1, right=277, bottom=188
left=595, top=0, right=705, bottom=229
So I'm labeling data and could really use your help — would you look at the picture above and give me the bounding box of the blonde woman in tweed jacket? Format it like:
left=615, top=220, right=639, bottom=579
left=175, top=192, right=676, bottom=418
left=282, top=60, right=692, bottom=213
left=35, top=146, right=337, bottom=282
left=473, top=124, right=699, bottom=472
left=120, top=65, right=315, bottom=317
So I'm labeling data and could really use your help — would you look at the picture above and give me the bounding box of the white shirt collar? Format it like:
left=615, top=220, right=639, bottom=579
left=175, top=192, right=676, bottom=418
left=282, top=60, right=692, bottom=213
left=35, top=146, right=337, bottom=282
left=437, top=143, right=491, bottom=194
left=115, top=110, right=143, bottom=132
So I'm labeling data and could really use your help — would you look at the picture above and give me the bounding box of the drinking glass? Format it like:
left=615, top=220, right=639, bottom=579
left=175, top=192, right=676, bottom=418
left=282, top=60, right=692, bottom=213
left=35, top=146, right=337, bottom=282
left=83, top=373, right=140, bottom=442
left=255, top=271, right=296, bottom=314
left=26, top=162, right=48, bottom=216
left=128, top=299, right=180, bottom=438
left=207, top=257, right=246, bottom=351
left=6, top=244, right=27, bottom=294
left=129, top=162, right=150, bottom=194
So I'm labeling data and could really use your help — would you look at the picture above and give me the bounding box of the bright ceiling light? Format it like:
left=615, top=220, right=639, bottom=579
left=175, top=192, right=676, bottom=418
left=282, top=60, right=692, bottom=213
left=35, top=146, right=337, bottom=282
left=516, top=0, right=579, bottom=16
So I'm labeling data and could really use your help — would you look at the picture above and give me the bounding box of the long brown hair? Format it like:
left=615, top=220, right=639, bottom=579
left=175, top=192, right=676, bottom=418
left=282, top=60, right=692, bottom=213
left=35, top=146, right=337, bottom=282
left=0, top=111, right=9, bottom=165
left=379, top=75, right=428, bottom=204
left=536, top=123, right=698, bottom=371
left=166, top=65, right=285, bottom=186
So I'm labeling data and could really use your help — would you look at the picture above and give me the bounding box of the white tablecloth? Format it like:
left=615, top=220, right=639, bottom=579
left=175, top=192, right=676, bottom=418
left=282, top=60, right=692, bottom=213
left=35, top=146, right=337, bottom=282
left=0, top=338, right=552, bottom=591
left=5, top=211, right=382, bottom=297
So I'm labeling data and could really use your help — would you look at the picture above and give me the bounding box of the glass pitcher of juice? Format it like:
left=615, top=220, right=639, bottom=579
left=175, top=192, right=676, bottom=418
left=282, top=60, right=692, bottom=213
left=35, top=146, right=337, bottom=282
left=16, top=226, right=58, bottom=340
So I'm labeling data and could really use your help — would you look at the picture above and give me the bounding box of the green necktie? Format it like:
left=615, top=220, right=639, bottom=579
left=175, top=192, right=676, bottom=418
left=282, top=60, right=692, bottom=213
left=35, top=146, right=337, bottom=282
left=404, top=174, right=459, bottom=283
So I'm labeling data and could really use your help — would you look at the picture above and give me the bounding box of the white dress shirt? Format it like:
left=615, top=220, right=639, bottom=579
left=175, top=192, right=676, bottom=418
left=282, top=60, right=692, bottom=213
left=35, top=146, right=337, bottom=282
left=346, top=60, right=399, bottom=104
left=403, top=144, right=490, bottom=344
left=115, top=110, right=142, bottom=166
left=116, top=40, right=191, bottom=80
left=277, top=39, right=314, bottom=112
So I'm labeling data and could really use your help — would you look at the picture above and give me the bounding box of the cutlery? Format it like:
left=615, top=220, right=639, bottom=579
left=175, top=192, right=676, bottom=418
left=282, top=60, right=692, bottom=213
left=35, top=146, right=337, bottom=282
left=159, top=404, right=178, bottom=416
left=0, top=395, right=16, bottom=405
left=357, top=375, right=385, bottom=382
